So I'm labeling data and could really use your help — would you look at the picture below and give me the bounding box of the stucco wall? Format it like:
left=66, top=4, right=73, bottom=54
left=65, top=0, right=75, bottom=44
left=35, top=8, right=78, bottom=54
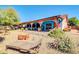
left=16, top=15, right=68, bottom=31
left=60, top=15, right=68, bottom=30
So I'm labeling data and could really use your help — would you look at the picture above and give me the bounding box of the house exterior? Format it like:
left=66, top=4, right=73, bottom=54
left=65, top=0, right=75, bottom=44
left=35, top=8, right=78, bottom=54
left=15, top=15, right=68, bottom=31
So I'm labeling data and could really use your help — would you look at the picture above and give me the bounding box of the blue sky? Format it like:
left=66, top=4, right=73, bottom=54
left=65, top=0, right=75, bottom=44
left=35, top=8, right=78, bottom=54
left=0, top=5, right=79, bottom=22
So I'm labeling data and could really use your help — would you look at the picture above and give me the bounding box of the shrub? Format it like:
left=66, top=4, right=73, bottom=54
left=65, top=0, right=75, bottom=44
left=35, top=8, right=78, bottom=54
left=48, top=29, right=74, bottom=53
left=21, top=28, right=24, bottom=30
left=48, top=29, right=64, bottom=39
left=47, top=40, right=59, bottom=49
left=58, top=36, right=74, bottom=53
left=0, top=51, right=7, bottom=54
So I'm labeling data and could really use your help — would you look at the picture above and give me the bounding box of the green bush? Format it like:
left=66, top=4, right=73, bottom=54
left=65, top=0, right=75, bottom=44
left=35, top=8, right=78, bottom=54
left=0, top=51, right=7, bottom=54
left=48, top=29, right=74, bottom=53
left=48, top=29, right=64, bottom=39
left=58, top=36, right=73, bottom=53
left=21, top=28, right=24, bottom=30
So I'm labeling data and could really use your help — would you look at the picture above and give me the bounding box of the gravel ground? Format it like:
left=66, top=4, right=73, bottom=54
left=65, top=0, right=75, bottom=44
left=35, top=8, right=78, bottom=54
left=0, top=30, right=79, bottom=54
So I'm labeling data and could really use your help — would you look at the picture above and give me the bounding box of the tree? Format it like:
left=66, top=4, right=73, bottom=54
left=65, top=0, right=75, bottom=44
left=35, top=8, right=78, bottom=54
left=68, top=17, right=79, bottom=26
left=0, top=8, right=20, bottom=26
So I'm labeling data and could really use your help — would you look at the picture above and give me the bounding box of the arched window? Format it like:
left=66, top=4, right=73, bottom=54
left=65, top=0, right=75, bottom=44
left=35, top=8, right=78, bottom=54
left=41, top=20, right=55, bottom=31
left=26, top=24, right=31, bottom=30
left=32, top=22, right=40, bottom=31
left=27, top=24, right=31, bottom=28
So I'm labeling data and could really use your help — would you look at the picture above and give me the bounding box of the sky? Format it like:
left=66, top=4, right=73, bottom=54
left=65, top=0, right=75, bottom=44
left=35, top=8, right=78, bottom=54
left=0, top=5, right=79, bottom=22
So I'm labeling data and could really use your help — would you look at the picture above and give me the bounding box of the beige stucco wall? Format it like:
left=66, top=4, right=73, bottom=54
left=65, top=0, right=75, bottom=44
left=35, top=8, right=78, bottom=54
left=61, top=16, right=68, bottom=30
